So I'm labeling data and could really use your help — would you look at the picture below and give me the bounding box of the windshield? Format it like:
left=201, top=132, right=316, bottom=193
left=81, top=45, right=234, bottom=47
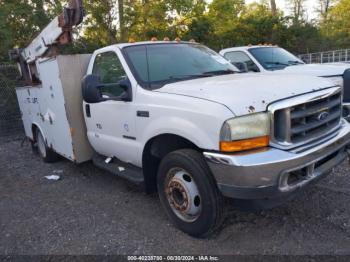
left=123, top=43, right=238, bottom=89
left=248, top=47, right=304, bottom=71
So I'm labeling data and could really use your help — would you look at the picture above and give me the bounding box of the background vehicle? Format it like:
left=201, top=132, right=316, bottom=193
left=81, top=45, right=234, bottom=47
left=11, top=1, right=350, bottom=237
left=219, top=46, right=350, bottom=119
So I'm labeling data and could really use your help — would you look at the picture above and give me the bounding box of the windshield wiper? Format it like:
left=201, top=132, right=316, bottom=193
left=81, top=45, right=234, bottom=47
left=168, top=73, right=214, bottom=80
left=265, top=61, right=290, bottom=66
left=203, top=69, right=236, bottom=75
left=288, top=60, right=304, bottom=65
left=168, top=70, right=235, bottom=81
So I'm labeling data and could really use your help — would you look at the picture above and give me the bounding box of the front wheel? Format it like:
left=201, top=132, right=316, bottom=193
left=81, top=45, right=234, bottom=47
left=157, top=149, right=224, bottom=237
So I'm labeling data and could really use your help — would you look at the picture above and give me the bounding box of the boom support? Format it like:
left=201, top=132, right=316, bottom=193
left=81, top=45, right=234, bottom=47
left=9, top=0, right=84, bottom=85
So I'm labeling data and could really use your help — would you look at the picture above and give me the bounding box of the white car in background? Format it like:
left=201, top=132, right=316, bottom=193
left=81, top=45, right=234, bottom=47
left=220, top=46, right=350, bottom=119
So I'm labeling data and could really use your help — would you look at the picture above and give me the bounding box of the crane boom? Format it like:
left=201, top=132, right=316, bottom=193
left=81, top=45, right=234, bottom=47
left=9, top=0, right=84, bottom=85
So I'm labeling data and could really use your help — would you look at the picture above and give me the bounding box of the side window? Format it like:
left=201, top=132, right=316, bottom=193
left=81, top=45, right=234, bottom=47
left=224, top=51, right=259, bottom=72
left=92, top=52, right=127, bottom=97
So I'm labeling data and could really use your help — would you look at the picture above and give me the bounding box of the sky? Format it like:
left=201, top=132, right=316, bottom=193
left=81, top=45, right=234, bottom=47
left=246, top=0, right=318, bottom=19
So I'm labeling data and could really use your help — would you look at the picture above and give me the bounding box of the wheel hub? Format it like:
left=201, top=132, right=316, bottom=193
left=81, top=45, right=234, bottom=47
left=168, top=180, right=189, bottom=212
left=165, top=169, right=201, bottom=222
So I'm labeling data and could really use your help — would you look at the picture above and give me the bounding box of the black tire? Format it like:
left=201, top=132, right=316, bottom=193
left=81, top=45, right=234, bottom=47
left=30, top=139, right=38, bottom=154
left=35, top=129, right=59, bottom=163
left=157, top=149, right=224, bottom=237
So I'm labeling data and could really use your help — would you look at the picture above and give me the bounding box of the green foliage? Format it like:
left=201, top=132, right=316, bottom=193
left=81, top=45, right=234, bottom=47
left=320, top=0, right=350, bottom=49
left=0, top=0, right=349, bottom=61
left=0, top=0, right=62, bottom=61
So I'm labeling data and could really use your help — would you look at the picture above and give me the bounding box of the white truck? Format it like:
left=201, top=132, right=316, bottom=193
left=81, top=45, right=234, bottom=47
left=219, top=45, right=350, bottom=119
left=14, top=41, right=350, bottom=237
left=11, top=2, right=350, bottom=237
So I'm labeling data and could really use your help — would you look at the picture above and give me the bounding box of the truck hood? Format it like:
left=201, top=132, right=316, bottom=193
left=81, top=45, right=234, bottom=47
left=278, top=63, right=350, bottom=77
left=156, top=74, right=336, bottom=116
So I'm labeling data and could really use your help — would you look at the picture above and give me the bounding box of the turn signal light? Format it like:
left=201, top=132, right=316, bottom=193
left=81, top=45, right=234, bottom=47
left=220, top=136, right=269, bottom=152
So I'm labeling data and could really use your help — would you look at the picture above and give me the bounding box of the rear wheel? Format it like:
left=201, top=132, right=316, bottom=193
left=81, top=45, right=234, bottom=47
left=157, top=149, right=224, bottom=237
left=35, top=129, right=59, bottom=163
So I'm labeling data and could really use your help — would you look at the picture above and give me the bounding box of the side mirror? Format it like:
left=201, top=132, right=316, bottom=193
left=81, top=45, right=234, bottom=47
left=82, top=75, right=132, bottom=103
left=232, top=62, right=248, bottom=73
left=82, top=74, right=105, bottom=103
left=117, top=78, right=132, bottom=102
left=249, top=64, right=260, bottom=73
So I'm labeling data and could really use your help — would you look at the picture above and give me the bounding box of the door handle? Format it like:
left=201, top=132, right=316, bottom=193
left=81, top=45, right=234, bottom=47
left=85, top=104, right=91, bottom=117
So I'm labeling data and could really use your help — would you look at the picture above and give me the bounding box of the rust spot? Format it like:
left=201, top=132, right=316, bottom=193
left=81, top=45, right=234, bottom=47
left=248, top=105, right=256, bottom=113
left=39, top=113, right=44, bottom=122
left=262, top=100, right=266, bottom=104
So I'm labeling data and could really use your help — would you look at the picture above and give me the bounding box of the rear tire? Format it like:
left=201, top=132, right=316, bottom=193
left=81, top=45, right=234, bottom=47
left=35, top=129, right=59, bottom=163
left=157, top=149, right=224, bottom=237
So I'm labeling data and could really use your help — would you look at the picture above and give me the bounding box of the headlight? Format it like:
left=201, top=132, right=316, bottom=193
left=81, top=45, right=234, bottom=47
left=220, top=112, right=270, bottom=152
left=326, top=76, right=343, bottom=88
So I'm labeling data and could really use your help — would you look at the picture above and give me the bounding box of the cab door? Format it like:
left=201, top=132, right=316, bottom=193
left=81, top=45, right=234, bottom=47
left=84, top=51, right=138, bottom=164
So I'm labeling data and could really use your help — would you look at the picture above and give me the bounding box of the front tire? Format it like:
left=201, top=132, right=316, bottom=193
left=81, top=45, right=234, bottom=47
left=157, top=149, right=224, bottom=237
left=35, top=129, right=59, bottom=163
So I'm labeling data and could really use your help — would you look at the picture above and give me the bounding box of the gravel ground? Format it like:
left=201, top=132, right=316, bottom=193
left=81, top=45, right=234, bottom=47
left=0, top=137, right=350, bottom=256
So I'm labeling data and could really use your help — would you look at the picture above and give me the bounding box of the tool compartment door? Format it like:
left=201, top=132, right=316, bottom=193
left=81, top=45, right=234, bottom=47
left=36, top=58, right=75, bottom=160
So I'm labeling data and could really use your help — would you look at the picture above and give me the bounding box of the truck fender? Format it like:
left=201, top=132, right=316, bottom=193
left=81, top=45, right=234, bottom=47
left=31, top=122, right=46, bottom=143
left=140, top=116, right=218, bottom=151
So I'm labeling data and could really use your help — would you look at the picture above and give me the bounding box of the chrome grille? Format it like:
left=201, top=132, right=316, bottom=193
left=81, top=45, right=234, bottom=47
left=272, top=89, right=342, bottom=148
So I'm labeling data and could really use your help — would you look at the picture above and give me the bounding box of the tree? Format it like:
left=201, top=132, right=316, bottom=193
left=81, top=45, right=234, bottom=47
left=320, top=0, right=350, bottom=49
left=288, top=0, right=306, bottom=23
left=270, top=0, right=277, bottom=16
left=0, top=0, right=61, bottom=61
left=125, top=0, right=169, bottom=40
left=207, top=0, right=245, bottom=49
left=237, top=2, right=285, bottom=46
left=0, top=0, right=345, bottom=62
left=82, top=0, right=119, bottom=45
left=316, top=0, right=334, bottom=20
left=186, top=16, right=213, bottom=44
left=118, top=0, right=126, bottom=42
left=165, top=0, right=207, bottom=38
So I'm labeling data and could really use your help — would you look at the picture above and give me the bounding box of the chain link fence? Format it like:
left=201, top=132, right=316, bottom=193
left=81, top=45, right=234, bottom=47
left=0, top=63, right=24, bottom=140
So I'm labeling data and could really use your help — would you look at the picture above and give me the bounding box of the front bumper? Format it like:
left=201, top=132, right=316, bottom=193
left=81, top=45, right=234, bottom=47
left=204, top=119, right=350, bottom=200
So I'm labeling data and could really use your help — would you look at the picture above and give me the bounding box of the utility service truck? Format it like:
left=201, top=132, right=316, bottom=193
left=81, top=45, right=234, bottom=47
left=11, top=1, right=350, bottom=237
left=220, top=45, right=350, bottom=120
